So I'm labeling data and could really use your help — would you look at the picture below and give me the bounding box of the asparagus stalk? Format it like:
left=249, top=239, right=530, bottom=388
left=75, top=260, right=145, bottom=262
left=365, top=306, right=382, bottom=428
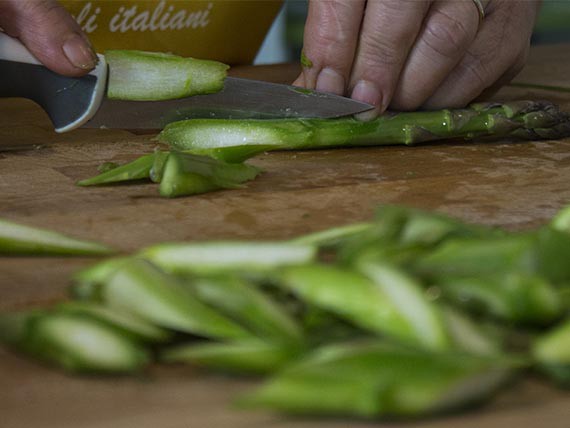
left=159, top=101, right=570, bottom=162
left=0, top=218, right=114, bottom=256
left=106, top=50, right=228, bottom=101
left=0, top=310, right=149, bottom=373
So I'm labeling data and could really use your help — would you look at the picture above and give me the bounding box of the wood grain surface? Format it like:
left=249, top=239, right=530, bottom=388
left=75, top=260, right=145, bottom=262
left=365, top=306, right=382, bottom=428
left=1, top=43, right=570, bottom=428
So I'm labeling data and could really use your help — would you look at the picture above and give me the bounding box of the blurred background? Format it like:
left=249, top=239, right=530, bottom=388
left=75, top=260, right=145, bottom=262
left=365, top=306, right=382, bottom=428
left=255, top=0, right=570, bottom=65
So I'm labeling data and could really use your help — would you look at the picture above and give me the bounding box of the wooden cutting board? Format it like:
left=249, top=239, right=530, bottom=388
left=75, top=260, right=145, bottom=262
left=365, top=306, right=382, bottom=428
left=1, top=43, right=570, bottom=428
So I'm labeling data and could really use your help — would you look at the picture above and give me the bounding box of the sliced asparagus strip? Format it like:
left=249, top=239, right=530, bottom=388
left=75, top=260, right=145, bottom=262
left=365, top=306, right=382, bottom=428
left=243, top=341, right=514, bottom=417
left=186, top=275, right=303, bottom=343
left=106, top=50, right=228, bottom=101
left=413, top=234, right=536, bottom=278
left=533, top=319, right=570, bottom=386
left=0, top=218, right=114, bottom=256
left=278, top=264, right=445, bottom=349
left=159, top=152, right=261, bottom=198
left=159, top=101, right=570, bottom=162
left=434, top=273, right=562, bottom=325
left=357, top=262, right=450, bottom=351
left=292, top=222, right=373, bottom=248
left=100, top=259, right=251, bottom=339
left=56, top=301, right=171, bottom=343
left=162, top=339, right=303, bottom=375
left=77, top=153, right=156, bottom=186
left=0, top=310, right=149, bottom=373
left=141, top=241, right=316, bottom=275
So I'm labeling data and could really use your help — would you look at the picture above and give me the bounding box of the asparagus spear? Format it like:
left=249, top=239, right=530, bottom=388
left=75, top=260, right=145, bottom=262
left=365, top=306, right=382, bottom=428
left=0, top=218, right=114, bottom=256
left=0, top=310, right=149, bottom=373
left=243, top=341, right=516, bottom=417
left=159, top=101, right=570, bottom=162
left=106, top=50, right=229, bottom=101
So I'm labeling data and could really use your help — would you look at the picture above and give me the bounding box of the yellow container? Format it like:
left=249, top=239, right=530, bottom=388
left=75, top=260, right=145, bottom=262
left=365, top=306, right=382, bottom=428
left=61, top=1, right=283, bottom=65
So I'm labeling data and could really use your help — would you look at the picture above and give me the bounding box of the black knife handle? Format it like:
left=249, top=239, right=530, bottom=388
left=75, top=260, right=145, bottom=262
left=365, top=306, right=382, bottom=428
left=0, top=32, right=107, bottom=133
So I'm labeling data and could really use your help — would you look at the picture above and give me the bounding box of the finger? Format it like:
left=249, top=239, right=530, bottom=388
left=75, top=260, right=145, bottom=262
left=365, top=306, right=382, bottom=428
left=0, top=0, right=97, bottom=76
left=348, top=0, right=432, bottom=113
left=299, top=0, right=366, bottom=95
left=390, top=0, right=480, bottom=111
left=424, top=0, right=538, bottom=109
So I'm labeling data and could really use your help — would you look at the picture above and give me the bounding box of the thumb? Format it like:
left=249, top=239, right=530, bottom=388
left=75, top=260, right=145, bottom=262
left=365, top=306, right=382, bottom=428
left=0, top=0, right=97, bottom=76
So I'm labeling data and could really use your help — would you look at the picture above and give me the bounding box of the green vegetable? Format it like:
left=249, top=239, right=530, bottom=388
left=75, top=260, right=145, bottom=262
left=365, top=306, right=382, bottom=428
left=141, top=241, right=316, bottom=275
left=434, top=273, right=562, bottom=325
left=106, top=50, right=229, bottom=101
left=243, top=341, right=515, bottom=417
left=0, top=310, right=149, bottom=373
left=70, top=257, right=132, bottom=300
left=278, top=264, right=448, bottom=350
left=99, top=258, right=251, bottom=339
left=77, top=153, right=156, bottom=186
left=162, top=339, right=303, bottom=375
left=185, top=275, right=303, bottom=343
left=300, top=50, right=313, bottom=68
left=292, top=222, right=373, bottom=248
left=56, top=301, right=171, bottom=343
left=533, top=319, right=570, bottom=386
left=0, top=218, right=114, bottom=256
left=159, top=151, right=261, bottom=198
left=159, top=101, right=570, bottom=162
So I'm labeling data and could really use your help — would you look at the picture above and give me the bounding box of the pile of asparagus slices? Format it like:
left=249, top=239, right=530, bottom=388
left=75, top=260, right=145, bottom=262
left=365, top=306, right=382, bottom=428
left=2, top=204, right=570, bottom=419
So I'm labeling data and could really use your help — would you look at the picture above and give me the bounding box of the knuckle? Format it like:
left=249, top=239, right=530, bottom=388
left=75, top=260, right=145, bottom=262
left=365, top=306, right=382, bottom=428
left=422, top=10, right=475, bottom=60
left=358, top=32, right=403, bottom=67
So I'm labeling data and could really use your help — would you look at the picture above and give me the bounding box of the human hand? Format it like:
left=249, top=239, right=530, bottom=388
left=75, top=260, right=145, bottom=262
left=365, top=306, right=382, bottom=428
left=0, top=0, right=97, bottom=76
left=294, top=0, right=542, bottom=117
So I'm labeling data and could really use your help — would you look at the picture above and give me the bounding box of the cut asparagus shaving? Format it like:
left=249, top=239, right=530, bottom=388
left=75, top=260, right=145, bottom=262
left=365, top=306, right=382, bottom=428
left=292, top=222, right=374, bottom=248
left=106, top=50, right=228, bottom=101
left=357, top=262, right=450, bottom=351
left=278, top=264, right=444, bottom=349
left=101, top=258, right=251, bottom=339
left=141, top=241, right=316, bottom=275
left=159, top=101, right=570, bottom=162
left=533, top=319, right=570, bottom=386
left=243, top=341, right=514, bottom=417
left=0, top=218, right=114, bottom=256
left=434, top=273, right=562, bottom=325
left=77, top=153, right=156, bottom=186
left=56, top=301, right=171, bottom=343
left=0, top=310, right=149, bottom=373
left=186, top=275, right=303, bottom=343
left=162, top=339, right=303, bottom=375
left=159, top=151, right=261, bottom=198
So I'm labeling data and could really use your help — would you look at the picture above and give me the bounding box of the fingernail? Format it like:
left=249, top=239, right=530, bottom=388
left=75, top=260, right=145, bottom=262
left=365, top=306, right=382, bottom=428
left=351, top=80, right=382, bottom=107
left=63, top=34, right=97, bottom=70
left=316, top=68, right=345, bottom=95
left=354, top=108, right=380, bottom=122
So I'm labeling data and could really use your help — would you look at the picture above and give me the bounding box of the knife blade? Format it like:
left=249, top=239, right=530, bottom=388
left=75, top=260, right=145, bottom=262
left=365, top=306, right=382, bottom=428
left=0, top=33, right=373, bottom=133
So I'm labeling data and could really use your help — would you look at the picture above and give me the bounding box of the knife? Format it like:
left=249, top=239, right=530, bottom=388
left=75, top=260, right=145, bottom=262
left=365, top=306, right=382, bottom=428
left=0, top=33, right=373, bottom=133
